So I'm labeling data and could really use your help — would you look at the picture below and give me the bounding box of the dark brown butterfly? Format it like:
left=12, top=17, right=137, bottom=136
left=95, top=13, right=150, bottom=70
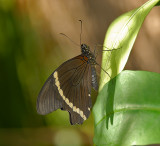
left=37, top=44, right=98, bottom=125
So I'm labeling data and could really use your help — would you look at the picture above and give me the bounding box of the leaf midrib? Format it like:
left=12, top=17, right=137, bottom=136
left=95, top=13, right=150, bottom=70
left=95, top=106, right=160, bottom=127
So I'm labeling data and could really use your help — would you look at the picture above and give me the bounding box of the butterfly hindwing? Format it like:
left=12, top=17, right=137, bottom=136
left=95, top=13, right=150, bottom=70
left=37, top=55, right=92, bottom=124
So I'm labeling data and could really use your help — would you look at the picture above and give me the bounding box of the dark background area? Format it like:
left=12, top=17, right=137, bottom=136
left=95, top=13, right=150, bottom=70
left=0, top=0, right=160, bottom=145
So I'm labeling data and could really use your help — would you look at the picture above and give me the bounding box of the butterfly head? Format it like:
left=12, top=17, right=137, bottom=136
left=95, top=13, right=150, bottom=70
left=81, top=44, right=96, bottom=64
left=81, top=44, right=90, bottom=55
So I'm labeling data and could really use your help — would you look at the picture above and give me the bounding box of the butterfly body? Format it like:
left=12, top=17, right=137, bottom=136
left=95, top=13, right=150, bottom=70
left=37, top=43, right=98, bottom=125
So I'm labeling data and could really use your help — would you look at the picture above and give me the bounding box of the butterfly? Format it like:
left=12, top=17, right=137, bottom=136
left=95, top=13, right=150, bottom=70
left=37, top=43, right=99, bottom=125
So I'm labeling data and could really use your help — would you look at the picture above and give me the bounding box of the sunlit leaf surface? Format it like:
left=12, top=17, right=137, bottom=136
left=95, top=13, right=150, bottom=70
left=93, top=0, right=160, bottom=145
left=99, top=0, right=160, bottom=90
left=94, top=71, right=160, bottom=146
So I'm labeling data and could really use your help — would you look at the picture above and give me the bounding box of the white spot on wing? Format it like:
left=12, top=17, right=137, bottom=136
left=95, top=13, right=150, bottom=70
left=53, top=71, right=58, bottom=78
left=59, top=89, right=63, bottom=97
left=65, top=98, right=69, bottom=104
left=73, top=106, right=76, bottom=112
left=76, top=108, right=80, bottom=114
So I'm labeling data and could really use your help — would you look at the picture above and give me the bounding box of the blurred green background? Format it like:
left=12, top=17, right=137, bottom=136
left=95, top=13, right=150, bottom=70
left=0, top=0, right=160, bottom=145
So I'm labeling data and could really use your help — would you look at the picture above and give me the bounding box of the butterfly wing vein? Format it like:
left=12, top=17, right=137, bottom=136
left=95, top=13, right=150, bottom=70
left=37, top=55, right=92, bottom=124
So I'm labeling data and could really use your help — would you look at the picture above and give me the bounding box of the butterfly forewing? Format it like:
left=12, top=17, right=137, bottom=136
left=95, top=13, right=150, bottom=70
left=37, top=55, right=92, bottom=125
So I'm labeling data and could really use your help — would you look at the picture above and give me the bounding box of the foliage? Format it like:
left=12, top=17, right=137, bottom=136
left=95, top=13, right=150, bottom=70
left=93, top=0, right=160, bottom=145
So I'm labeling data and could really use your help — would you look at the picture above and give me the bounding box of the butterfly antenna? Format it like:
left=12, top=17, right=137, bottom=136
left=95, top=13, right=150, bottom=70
left=79, top=20, right=82, bottom=45
left=59, top=33, right=79, bottom=47
left=96, top=63, right=111, bottom=78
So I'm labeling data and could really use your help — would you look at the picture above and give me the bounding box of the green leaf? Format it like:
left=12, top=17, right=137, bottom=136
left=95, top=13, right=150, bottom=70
left=93, top=1, right=160, bottom=145
left=156, top=1, right=160, bottom=5
left=100, top=0, right=160, bottom=90
left=93, top=70, right=160, bottom=146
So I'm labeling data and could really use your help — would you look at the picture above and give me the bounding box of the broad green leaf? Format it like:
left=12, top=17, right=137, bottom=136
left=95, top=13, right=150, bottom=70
left=100, top=0, right=160, bottom=90
left=93, top=0, right=160, bottom=145
left=94, top=70, right=160, bottom=146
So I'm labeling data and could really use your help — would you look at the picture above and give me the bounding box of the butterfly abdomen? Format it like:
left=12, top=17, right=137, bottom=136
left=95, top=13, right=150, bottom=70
left=91, top=65, right=98, bottom=91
